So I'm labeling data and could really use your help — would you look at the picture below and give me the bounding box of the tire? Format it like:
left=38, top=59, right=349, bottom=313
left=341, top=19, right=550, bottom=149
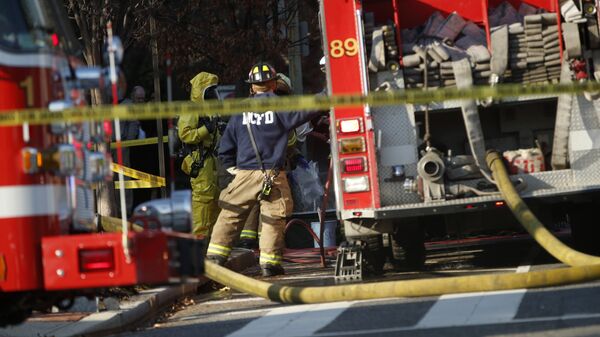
left=0, top=309, right=30, bottom=327
left=392, top=221, right=426, bottom=270
left=352, top=235, right=386, bottom=276
left=568, top=203, right=600, bottom=255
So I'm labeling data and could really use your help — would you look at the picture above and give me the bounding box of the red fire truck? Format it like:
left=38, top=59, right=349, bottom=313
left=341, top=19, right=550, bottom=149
left=0, top=0, right=201, bottom=325
left=320, top=0, right=600, bottom=280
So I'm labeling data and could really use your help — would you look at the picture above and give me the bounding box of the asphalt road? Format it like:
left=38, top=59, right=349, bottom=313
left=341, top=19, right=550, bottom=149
left=118, top=236, right=600, bottom=337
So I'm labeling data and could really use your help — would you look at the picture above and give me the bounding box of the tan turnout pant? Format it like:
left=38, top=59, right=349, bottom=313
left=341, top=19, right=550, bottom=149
left=240, top=204, right=260, bottom=240
left=207, top=170, right=292, bottom=266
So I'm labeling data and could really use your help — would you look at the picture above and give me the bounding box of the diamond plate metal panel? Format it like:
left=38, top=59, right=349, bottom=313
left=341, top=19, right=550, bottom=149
left=571, top=149, right=600, bottom=185
left=570, top=96, right=600, bottom=185
left=372, top=104, right=421, bottom=206
left=373, top=105, right=418, bottom=147
left=569, top=95, right=600, bottom=131
left=518, top=170, right=574, bottom=190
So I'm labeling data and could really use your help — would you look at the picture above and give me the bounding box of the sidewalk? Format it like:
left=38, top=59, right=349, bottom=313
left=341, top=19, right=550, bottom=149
left=0, top=248, right=257, bottom=337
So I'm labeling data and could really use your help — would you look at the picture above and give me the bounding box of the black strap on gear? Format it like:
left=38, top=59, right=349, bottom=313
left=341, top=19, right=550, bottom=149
left=244, top=113, right=279, bottom=200
left=245, top=116, right=265, bottom=172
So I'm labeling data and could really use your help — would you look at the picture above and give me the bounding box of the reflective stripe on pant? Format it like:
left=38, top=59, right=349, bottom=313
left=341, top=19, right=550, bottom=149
left=240, top=203, right=260, bottom=239
left=207, top=243, right=231, bottom=258
left=259, top=252, right=283, bottom=266
left=209, top=170, right=292, bottom=259
left=240, top=229, right=258, bottom=240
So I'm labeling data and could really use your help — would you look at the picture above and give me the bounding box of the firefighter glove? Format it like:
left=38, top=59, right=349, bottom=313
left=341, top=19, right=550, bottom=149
left=217, top=120, right=228, bottom=133
left=203, top=118, right=216, bottom=134
left=226, top=167, right=239, bottom=175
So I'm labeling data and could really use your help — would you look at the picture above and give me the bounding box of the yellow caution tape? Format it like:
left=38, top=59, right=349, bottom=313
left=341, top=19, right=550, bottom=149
left=115, top=180, right=163, bottom=189
left=111, top=163, right=165, bottom=187
left=110, top=136, right=169, bottom=149
left=1, top=82, right=600, bottom=126
left=115, top=180, right=164, bottom=190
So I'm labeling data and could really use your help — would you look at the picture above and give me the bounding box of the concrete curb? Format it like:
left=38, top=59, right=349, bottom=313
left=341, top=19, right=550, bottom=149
left=79, top=283, right=200, bottom=337
left=0, top=248, right=257, bottom=337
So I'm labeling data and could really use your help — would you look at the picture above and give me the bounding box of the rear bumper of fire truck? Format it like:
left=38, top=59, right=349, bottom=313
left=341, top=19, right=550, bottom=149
left=341, top=169, right=600, bottom=221
left=337, top=91, right=600, bottom=224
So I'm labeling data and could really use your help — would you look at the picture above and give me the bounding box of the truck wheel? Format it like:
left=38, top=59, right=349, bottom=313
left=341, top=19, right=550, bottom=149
left=392, top=223, right=426, bottom=270
left=568, top=203, right=600, bottom=255
left=0, top=309, right=30, bottom=327
left=354, top=235, right=386, bottom=276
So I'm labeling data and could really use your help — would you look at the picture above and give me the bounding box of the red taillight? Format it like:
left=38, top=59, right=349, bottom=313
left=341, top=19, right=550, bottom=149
left=495, top=201, right=505, bottom=207
left=51, top=33, right=59, bottom=47
left=79, top=248, right=115, bottom=273
left=343, top=157, right=366, bottom=172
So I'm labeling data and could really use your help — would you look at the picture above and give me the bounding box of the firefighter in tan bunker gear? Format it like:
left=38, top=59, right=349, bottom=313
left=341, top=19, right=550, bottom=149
left=207, top=63, right=321, bottom=276
left=179, top=72, right=220, bottom=237
left=237, top=73, right=302, bottom=249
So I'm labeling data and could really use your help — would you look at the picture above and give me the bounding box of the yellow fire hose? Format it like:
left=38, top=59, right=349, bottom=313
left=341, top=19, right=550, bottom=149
left=485, top=151, right=600, bottom=266
left=203, top=151, right=600, bottom=304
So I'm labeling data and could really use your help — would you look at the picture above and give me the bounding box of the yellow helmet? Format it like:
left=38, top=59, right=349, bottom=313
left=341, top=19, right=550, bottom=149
left=246, top=62, right=278, bottom=84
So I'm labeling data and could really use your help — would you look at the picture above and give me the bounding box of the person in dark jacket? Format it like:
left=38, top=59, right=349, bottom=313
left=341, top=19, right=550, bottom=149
left=206, top=62, right=321, bottom=276
left=237, top=72, right=302, bottom=250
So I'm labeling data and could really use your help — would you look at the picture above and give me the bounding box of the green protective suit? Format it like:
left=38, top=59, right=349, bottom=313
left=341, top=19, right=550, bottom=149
left=179, top=72, right=220, bottom=237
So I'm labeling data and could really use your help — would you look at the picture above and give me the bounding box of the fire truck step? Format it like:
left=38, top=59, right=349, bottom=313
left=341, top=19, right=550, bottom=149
left=334, top=241, right=365, bottom=283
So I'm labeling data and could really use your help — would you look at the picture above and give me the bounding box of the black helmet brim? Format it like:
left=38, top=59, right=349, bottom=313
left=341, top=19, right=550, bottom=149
left=245, top=75, right=280, bottom=84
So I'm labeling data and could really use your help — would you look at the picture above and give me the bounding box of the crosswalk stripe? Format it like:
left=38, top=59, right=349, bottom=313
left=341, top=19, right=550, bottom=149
left=416, top=289, right=525, bottom=328
left=225, top=302, right=353, bottom=337
left=312, top=312, right=600, bottom=336
left=416, top=290, right=527, bottom=328
left=415, top=246, right=538, bottom=328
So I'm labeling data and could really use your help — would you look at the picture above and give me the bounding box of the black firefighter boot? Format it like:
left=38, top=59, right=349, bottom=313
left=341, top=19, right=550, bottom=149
left=237, top=238, right=259, bottom=250
left=261, top=263, right=285, bottom=277
left=206, top=254, right=227, bottom=266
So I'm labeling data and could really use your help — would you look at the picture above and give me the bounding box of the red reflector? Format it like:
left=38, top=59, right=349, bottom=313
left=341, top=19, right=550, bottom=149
left=79, top=248, right=115, bottom=273
left=51, top=33, right=59, bottom=47
left=465, top=204, right=475, bottom=209
left=495, top=201, right=505, bottom=207
left=0, top=254, right=5, bottom=281
left=343, top=157, right=365, bottom=172
left=352, top=211, right=363, bottom=216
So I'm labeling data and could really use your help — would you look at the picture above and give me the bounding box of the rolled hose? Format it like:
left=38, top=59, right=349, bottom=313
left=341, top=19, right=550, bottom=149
left=203, top=151, right=600, bottom=304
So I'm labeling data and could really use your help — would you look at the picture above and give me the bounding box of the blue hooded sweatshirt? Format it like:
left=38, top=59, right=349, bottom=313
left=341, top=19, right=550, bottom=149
left=218, top=92, right=321, bottom=170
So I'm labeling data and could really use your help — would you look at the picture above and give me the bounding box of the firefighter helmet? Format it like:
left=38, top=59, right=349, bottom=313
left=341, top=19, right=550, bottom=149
left=246, top=62, right=279, bottom=84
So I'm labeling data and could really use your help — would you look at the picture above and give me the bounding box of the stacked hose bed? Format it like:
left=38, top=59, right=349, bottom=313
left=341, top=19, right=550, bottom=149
left=386, top=11, right=491, bottom=89
left=490, top=1, right=561, bottom=84
left=366, top=1, right=563, bottom=90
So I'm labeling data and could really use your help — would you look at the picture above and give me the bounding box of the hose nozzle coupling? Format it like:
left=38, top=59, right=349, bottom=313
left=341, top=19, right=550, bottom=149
left=417, top=148, right=445, bottom=182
